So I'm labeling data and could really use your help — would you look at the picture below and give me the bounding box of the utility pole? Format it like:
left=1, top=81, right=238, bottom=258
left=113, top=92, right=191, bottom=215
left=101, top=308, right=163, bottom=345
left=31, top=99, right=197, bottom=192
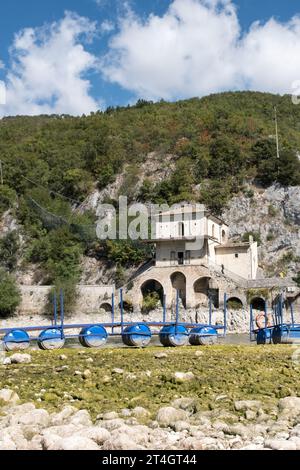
left=274, top=106, right=280, bottom=160
left=0, top=159, right=3, bottom=185
left=274, top=106, right=280, bottom=178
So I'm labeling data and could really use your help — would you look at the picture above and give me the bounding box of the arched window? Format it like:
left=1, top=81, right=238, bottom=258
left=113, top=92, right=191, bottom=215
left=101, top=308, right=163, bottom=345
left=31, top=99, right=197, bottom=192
left=212, top=224, right=215, bottom=238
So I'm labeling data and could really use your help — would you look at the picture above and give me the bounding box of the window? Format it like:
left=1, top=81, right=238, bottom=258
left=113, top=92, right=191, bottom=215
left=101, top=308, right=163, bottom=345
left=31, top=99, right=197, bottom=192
left=178, top=222, right=185, bottom=237
left=192, top=211, right=196, bottom=221
left=159, top=212, right=163, bottom=223
left=170, top=251, right=176, bottom=266
left=212, top=224, right=215, bottom=238
left=185, top=251, right=191, bottom=265
left=170, top=214, right=175, bottom=222
left=235, top=253, right=239, bottom=258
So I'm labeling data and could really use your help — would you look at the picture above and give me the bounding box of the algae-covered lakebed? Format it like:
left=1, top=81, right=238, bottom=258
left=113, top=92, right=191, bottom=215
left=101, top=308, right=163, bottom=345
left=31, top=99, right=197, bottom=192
left=1, top=345, right=300, bottom=419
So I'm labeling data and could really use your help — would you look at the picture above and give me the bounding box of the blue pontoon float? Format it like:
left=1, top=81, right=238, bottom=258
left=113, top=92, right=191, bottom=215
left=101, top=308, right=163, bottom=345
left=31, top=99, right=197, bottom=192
left=250, top=294, right=300, bottom=345
left=0, top=289, right=227, bottom=351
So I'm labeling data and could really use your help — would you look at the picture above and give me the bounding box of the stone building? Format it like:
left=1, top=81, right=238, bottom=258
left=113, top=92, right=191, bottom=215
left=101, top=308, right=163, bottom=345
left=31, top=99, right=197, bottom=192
left=125, top=206, right=297, bottom=312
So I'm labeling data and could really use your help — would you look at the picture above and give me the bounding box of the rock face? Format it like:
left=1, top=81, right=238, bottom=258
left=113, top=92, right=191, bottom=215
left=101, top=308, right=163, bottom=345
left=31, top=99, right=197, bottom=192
left=2, top=391, right=300, bottom=450
left=223, top=184, right=300, bottom=276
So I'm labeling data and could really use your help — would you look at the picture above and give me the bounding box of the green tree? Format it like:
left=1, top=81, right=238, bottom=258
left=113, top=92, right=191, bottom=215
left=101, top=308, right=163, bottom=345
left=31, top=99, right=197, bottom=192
left=0, top=231, right=19, bottom=272
left=0, top=270, right=21, bottom=318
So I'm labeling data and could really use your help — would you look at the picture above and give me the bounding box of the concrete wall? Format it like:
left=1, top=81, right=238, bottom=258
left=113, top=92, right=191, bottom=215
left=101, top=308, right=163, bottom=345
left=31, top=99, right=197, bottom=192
left=18, top=285, right=115, bottom=316
left=215, top=242, right=258, bottom=280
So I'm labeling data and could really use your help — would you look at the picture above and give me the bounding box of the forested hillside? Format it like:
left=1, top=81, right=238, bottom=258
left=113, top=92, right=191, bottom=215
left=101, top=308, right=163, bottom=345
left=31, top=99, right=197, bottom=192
left=0, top=91, right=300, bottom=313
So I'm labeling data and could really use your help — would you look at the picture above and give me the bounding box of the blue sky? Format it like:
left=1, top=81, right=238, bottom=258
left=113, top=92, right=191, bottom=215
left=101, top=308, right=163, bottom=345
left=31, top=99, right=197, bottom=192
left=1, top=0, right=300, bottom=115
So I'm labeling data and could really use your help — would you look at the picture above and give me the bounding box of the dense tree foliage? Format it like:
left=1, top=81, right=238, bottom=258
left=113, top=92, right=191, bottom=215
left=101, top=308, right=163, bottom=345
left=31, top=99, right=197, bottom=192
left=0, top=269, right=21, bottom=318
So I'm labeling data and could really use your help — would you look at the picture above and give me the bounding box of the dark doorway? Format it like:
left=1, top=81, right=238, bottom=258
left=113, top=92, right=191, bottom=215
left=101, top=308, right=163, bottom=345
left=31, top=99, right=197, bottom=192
left=178, top=252, right=184, bottom=265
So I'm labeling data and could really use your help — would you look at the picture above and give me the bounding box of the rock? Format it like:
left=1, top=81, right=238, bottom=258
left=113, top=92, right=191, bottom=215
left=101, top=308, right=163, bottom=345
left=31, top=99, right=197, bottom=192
left=173, top=420, right=191, bottom=432
left=42, top=424, right=82, bottom=439
left=69, top=410, right=92, bottom=427
left=112, top=368, right=124, bottom=375
left=59, top=355, right=67, bottom=361
left=1, top=357, right=11, bottom=365
left=120, top=409, right=132, bottom=417
left=83, top=427, right=111, bottom=445
left=173, top=372, right=195, bottom=383
left=41, top=434, right=63, bottom=451
left=154, top=352, right=168, bottom=359
left=51, top=406, right=77, bottom=426
left=15, top=409, right=50, bottom=428
left=0, top=436, right=17, bottom=450
left=102, top=434, right=137, bottom=450
left=246, top=410, right=257, bottom=420
left=156, top=407, right=188, bottom=427
left=172, top=397, right=197, bottom=412
left=194, top=350, right=204, bottom=357
left=86, top=358, right=94, bottom=363
left=234, top=400, right=261, bottom=412
left=100, top=418, right=125, bottom=431
left=60, top=436, right=99, bottom=450
left=6, top=426, right=28, bottom=449
left=0, top=388, right=20, bottom=405
left=103, top=411, right=119, bottom=420
left=102, top=375, right=111, bottom=384
left=288, top=436, right=300, bottom=450
left=132, top=407, right=150, bottom=419
left=278, top=397, right=300, bottom=417
left=83, top=369, right=92, bottom=379
left=265, top=439, right=297, bottom=451
left=111, top=425, right=150, bottom=446
left=10, top=353, right=31, bottom=364
left=74, top=370, right=82, bottom=376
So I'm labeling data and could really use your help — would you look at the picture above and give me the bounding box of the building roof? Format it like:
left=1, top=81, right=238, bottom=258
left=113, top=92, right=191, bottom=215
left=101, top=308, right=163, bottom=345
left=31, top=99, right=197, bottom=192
left=215, top=242, right=251, bottom=250
left=153, top=206, right=228, bottom=226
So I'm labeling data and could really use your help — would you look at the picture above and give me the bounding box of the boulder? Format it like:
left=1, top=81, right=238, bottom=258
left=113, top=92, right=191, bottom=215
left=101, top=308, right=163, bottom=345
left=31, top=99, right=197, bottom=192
left=234, top=400, right=262, bottom=412
left=156, top=407, right=188, bottom=427
left=10, top=353, right=31, bottom=364
left=0, top=388, right=20, bottom=405
left=265, top=439, right=297, bottom=451
left=173, top=372, right=195, bottom=383
left=102, top=434, right=137, bottom=450
left=132, top=407, right=150, bottom=419
left=60, top=436, right=99, bottom=450
left=69, top=410, right=92, bottom=427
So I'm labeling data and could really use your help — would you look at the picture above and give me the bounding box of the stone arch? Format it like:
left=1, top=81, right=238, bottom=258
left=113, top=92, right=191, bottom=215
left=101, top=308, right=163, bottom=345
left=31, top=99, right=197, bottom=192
left=99, top=302, right=112, bottom=313
left=250, top=297, right=265, bottom=311
left=226, top=297, right=244, bottom=310
left=141, top=279, right=164, bottom=307
left=194, top=277, right=211, bottom=306
left=171, top=272, right=186, bottom=309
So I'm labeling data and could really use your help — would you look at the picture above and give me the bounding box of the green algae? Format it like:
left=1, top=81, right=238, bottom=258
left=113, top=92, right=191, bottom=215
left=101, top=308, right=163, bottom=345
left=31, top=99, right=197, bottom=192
left=0, top=345, right=299, bottom=419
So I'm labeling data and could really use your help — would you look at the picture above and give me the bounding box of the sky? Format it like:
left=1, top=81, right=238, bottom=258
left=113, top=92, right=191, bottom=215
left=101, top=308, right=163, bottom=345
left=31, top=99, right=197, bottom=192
left=1, top=0, right=300, bottom=116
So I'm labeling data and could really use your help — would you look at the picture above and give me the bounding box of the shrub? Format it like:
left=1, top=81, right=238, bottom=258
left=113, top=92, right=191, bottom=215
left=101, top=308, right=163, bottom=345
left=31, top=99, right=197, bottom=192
left=46, top=279, right=78, bottom=318
left=142, top=292, right=160, bottom=313
left=0, top=185, right=17, bottom=216
left=0, top=231, right=20, bottom=272
left=242, top=231, right=261, bottom=246
left=0, top=270, right=21, bottom=318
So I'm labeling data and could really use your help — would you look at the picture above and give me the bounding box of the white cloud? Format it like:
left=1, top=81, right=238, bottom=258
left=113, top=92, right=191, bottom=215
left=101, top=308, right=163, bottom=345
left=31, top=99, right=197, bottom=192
left=100, top=20, right=115, bottom=34
left=101, top=0, right=300, bottom=100
left=1, top=11, right=101, bottom=117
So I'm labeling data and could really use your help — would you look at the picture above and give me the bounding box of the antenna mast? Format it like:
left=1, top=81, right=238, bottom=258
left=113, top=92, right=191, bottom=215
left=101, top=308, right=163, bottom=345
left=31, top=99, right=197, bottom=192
left=274, top=106, right=280, bottom=160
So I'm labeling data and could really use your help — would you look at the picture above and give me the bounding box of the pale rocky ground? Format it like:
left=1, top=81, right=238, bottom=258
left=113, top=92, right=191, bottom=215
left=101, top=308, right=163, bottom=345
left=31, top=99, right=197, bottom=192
left=1, top=383, right=300, bottom=450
